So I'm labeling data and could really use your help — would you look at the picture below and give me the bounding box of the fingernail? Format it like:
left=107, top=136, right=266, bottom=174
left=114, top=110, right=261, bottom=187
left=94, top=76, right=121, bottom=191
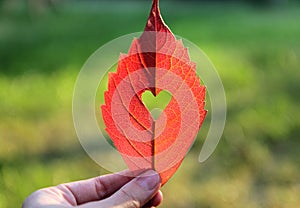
left=137, top=170, right=161, bottom=190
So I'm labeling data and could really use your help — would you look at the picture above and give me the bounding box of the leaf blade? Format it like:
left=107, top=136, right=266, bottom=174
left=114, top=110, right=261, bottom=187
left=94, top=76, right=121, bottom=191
left=101, top=0, right=206, bottom=185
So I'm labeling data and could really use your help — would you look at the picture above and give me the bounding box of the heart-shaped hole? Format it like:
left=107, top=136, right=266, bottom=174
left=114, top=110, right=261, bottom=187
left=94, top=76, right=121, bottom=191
left=142, top=90, right=172, bottom=120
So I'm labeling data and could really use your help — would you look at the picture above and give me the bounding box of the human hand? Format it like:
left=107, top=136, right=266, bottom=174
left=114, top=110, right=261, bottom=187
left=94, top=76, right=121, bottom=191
left=22, top=170, right=163, bottom=208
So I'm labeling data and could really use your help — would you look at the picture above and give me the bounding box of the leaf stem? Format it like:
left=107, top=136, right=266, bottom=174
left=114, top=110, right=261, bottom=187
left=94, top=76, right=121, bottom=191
left=152, top=122, right=155, bottom=170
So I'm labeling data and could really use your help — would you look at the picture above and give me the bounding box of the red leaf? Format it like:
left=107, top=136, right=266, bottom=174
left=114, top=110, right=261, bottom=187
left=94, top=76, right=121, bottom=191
left=101, top=0, right=207, bottom=185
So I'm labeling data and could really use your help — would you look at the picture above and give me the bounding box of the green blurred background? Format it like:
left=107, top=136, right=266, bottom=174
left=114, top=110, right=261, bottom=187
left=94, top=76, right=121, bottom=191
left=0, top=0, right=300, bottom=207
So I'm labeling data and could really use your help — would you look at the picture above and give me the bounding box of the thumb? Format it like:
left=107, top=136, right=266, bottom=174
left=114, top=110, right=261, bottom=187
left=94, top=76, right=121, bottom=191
left=81, top=170, right=161, bottom=208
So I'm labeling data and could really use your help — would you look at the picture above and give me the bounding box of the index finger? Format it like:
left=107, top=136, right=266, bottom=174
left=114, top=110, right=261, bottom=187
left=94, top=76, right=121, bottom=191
left=57, top=170, right=136, bottom=205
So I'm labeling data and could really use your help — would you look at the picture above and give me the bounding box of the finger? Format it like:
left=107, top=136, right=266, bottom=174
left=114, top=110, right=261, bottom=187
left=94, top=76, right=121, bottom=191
left=57, top=170, right=135, bottom=205
left=79, top=170, right=161, bottom=208
left=143, top=190, right=163, bottom=208
left=151, top=190, right=163, bottom=207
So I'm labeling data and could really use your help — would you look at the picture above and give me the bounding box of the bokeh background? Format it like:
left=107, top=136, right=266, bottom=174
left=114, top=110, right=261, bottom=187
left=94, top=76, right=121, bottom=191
left=0, top=0, right=300, bottom=207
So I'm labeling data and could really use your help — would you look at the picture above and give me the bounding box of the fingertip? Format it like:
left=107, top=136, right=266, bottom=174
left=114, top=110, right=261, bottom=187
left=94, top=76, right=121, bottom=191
left=136, top=170, right=161, bottom=191
left=151, top=190, right=163, bottom=207
left=144, top=190, right=163, bottom=208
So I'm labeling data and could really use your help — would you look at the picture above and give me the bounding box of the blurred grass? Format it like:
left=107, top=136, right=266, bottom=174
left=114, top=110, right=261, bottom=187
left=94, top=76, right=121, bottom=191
left=0, top=1, right=300, bottom=207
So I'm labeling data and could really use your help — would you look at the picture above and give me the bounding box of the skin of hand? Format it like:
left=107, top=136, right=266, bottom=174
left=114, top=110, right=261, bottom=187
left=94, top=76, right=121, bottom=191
left=22, top=169, right=163, bottom=208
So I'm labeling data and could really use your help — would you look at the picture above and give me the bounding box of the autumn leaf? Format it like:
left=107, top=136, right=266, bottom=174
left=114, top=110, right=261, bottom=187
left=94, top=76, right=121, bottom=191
left=101, top=0, right=207, bottom=185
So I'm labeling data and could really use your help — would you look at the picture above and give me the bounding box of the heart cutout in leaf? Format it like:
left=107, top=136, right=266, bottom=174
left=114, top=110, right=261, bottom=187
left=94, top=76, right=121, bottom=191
left=101, top=0, right=207, bottom=185
left=142, top=90, right=172, bottom=120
